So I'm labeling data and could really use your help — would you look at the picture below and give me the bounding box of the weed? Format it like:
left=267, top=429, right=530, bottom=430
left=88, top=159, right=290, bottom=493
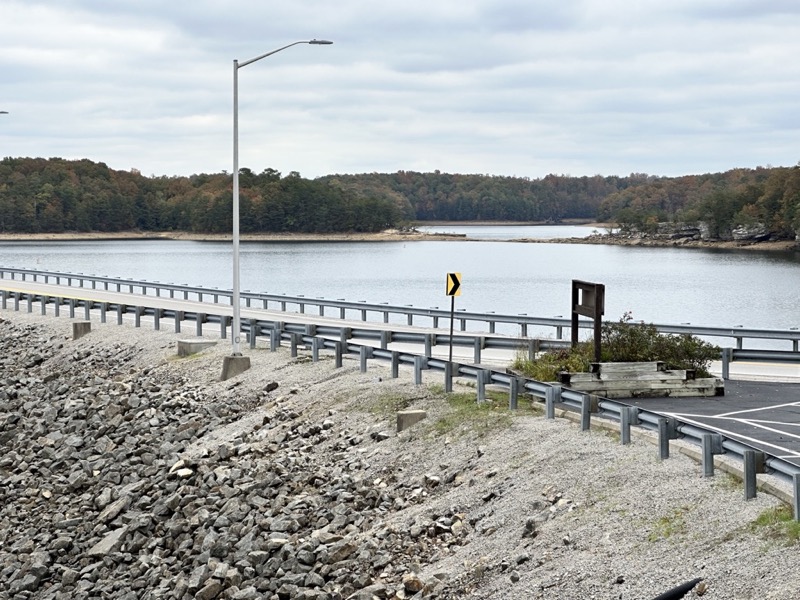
left=647, top=506, right=690, bottom=542
left=750, top=505, right=800, bottom=545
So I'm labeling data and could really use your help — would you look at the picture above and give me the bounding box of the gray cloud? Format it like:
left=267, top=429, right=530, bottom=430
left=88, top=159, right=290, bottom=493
left=1, top=0, right=798, bottom=179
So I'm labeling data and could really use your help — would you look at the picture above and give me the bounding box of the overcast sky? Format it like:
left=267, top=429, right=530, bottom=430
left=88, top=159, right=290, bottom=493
left=1, top=0, right=799, bottom=180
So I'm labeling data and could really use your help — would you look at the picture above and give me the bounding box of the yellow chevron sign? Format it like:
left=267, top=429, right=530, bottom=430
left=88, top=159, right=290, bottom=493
left=446, top=272, right=462, bottom=296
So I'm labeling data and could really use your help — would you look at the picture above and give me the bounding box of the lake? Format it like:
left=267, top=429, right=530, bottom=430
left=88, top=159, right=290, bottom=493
left=1, top=226, right=799, bottom=333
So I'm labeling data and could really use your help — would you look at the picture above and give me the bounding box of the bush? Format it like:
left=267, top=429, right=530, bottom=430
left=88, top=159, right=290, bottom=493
left=513, top=312, right=720, bottom=381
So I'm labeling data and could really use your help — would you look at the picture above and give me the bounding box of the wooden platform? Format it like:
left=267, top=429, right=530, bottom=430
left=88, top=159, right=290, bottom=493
left=558, top=361, right=724, bottom=398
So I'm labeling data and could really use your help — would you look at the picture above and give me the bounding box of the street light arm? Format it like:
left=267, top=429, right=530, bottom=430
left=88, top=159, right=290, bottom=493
left=237, top=39, right=332, bottom=69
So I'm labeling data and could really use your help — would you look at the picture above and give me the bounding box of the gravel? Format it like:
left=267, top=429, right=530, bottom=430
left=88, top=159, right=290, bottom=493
left=1, top=308, right=798, bottom=600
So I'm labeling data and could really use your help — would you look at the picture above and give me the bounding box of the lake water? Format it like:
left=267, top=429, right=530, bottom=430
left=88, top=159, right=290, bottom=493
left=1, top=227, right=799, bottom=333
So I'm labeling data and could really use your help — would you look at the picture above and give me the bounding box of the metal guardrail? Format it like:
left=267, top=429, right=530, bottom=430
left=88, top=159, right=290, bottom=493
left=2, top=267, right=800, bottom=350
left=2, top=281, right=800, bottom=520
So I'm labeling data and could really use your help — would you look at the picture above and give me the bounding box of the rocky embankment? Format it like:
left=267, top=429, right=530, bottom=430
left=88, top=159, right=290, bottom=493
left=1, top=312, right=799, bottom=599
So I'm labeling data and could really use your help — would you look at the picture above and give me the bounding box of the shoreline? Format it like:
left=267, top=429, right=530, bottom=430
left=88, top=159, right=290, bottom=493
left=0, top=227, right=797, bottom=252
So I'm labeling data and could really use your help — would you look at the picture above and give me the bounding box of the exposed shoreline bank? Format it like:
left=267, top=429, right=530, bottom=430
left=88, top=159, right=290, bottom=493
left=0, top=226, right=797, bottom=252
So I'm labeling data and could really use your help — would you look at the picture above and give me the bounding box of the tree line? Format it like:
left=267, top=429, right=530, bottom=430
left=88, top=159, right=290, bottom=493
left=1, top=156, right=798, bottom=238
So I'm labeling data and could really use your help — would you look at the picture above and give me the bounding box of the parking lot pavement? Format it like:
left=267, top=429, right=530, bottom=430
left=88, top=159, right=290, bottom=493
left=626, top=380, right=800, bottom=467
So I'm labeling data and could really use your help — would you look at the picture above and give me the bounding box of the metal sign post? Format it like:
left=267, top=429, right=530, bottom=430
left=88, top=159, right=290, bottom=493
left=446, top=272, right=462, bottom=363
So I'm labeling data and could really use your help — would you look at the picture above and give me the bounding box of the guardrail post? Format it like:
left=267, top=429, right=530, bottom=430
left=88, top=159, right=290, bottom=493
left=744, top=450, right=757, bottom=500
left=620, top=406, right=632, bottom=445
left=793, top=473, right=800, bottom=522
left=391, top=351, right=400, bottom=378
left=476, top=369, right=488, bottom=403
left=526, top=339, right=540, bottom=362
left=721, top=347, right=731, bottom=380
left=444, top=362, right=453, bottom=393
left=13, top=292, right=20, bottom=311
left=83, top=302, right=91, bottom=321
left=220, top=316, right=229, bottom=339
left=473, top=337, right=482, bottom=364
left=340, top=327, right=352, bottom=346
left=290, top=334, right=299, bottom=358
left=521, top=323, right=527, bottom=337
left=100, top=302, right=107, bottom=324
left=1, top=290, right=6, bottom=309
left=382, top=310, right=389, bottom=323
left=407, top=313, right=413, bottom=326
left=334, top=341, right=343, bottom=368
left=460, top=317, right=466, bottom=332
left=361, top=346, right=373, bottom=373
left=27, top=295, right=33, bottom=313
left=339, top=306, right=345, bottom=319
left=40, top=296, right=48, bottom=316
left=270, top=327, right=279, bottom=352
left=509, top=377, right=519, bottom=410
left=701, top=433, right=723, bottom=477
left=195, top=313, right=205, bottom=336
left=736, top=336, right=743, bottom=350
left=249, top=319, right=258, bottom=349
left=545, top=385, right=560, bottom=420
left=414, top=356, right=427, bottom=385
left=433, top=315, right=439, bottom=328
left=68, top=299, right=75, bottom=319
left=312, top=338, right=320, bottom=362
left=116, top=304, right=124, bottom=325
left=154, top=309, right=161, bottom=331
left=580, top=395, right=591, bottom=431
left=173, top=310, right=182, bottom=333
left=658, top=418, right=670, bottom=460
left=424, top=334, right=432, bottom=357
left=305, top=323, right=317, bottom=336
left=380, top=331, right=391, bottom=350
left=134, top=306, right=142, bottom=328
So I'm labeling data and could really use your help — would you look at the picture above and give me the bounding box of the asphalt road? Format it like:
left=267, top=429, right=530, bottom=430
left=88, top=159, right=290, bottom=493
left=627, top=380, right=800, bottom=467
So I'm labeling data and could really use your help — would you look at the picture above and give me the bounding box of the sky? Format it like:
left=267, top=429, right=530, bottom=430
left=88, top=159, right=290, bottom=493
left=1, top=0, right=799, bottom=180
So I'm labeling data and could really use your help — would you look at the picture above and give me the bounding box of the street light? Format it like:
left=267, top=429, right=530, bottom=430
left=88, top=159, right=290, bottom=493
left=223, top=39, right=332, bottom=379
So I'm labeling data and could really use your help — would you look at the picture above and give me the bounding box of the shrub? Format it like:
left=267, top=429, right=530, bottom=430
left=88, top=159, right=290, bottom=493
left=513, top=312, right=720, bottom=381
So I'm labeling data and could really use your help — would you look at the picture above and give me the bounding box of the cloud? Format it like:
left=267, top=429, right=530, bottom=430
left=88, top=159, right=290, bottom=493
left=1, top=0, right=798, bottom=179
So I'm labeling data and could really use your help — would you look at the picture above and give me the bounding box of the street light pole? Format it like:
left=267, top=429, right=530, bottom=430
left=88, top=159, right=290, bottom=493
left=223, top=39, right=332, bottom=379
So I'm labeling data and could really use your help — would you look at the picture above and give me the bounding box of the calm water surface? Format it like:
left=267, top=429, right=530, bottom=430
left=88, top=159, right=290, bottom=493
left=1, top=229, right=799, bottom=331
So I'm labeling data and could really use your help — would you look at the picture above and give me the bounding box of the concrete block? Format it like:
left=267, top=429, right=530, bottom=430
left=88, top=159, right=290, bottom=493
left=397, top=409, right=427, bottom=432
left=177, top=339, right=217, bottom=357
left=221, top=355, right=251, bottom=381
left=73, top=321, right=92, bottom=340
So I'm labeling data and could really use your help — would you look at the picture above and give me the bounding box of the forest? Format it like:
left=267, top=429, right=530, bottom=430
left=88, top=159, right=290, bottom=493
left=1, top=156, right=798, bottom=238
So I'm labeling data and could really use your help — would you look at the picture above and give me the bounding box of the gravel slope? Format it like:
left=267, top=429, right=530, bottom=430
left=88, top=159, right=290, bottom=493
left=1, top=309, right=798, bottom=599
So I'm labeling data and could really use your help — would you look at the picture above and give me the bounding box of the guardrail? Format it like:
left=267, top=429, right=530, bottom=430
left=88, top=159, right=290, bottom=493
left=2, top=267, right=800, bottom=351
left=3, top=282, right=800, bottom=520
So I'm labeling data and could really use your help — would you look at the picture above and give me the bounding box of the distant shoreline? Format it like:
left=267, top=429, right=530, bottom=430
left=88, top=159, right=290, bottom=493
left=0, top=226, right=797, bottom=252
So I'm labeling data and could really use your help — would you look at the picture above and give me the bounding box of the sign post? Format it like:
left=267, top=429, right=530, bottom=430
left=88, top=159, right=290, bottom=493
left=571, top=280, right=605, bottom=362
left=446, top=272, right=462, bottom=363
